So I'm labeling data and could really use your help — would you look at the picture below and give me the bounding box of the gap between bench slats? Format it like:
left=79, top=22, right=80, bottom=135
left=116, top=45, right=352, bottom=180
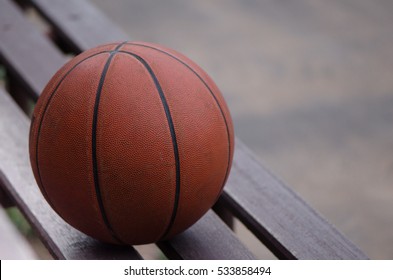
left=158, top=211, right=253, bottom=260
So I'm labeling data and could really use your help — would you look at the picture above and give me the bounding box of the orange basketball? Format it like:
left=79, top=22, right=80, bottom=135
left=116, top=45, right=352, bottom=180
left=29, top=41, right=234, bottom=245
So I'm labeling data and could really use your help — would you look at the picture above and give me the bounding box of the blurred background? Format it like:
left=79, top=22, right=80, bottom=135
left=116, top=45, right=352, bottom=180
left=2, top=0, right=392, bottom=259
left=86, top=0, right=393, bottom=259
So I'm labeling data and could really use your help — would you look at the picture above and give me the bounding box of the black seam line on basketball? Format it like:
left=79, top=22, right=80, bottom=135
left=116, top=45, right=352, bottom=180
left=92, top=49, right=126, bottom=244
left=113, top=40, right=128, bottom=51
left=118, top=50, right=181, bottom=239
left=126, top=43, right=231, bottom=197
left=35, top=51, right=111, bottom=213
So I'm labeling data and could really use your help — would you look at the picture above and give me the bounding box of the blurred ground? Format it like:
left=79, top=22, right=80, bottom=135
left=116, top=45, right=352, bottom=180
left=90, top=0, right=393, bottom=259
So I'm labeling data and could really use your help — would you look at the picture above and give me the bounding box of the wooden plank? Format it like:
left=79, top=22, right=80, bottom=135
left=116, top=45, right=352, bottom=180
left=0, top=206, right=37, bottom=259
left=0, top=0, right=67, bottom=100
left=159, top=211, right=254, bottom=260
left=0, top=87, right=142, bottom=260
left=221, top=140, right=368, bottom=259
left=29, top=0, right=128, bottom=53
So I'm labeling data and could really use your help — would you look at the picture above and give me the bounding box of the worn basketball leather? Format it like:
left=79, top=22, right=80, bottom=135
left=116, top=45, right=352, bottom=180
left=29, top=41, right=234, bottom=245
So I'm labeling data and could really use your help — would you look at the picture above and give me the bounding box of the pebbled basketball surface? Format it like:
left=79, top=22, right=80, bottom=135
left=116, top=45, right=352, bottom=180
left=29, top=41, right=234, bottom=245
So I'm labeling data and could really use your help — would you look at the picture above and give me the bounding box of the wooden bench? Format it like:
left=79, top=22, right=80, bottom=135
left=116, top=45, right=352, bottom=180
left=0, top=0, right=367, bottom=260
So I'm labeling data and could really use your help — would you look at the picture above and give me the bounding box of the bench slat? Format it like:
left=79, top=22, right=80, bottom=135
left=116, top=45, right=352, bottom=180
left=0, top=88, right=142, bottom=260
left=159, top=211, right=254, bottom=260
left=222, top=140, right=368, bottom=259
left=0, top=0, right=67, bottom=100
left=29, top=0, right=128, bottom=53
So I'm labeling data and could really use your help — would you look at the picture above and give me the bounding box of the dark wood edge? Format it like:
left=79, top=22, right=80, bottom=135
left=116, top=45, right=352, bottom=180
left=0, top=183, right=15, bottom=208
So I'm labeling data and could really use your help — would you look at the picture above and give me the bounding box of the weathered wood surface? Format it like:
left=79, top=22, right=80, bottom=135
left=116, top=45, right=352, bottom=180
left=29, top=0, right=128, bottom=53
left=0, top=0, right=66, bottom=100
left=223, top=140, right=368, bottom=259
left=159, top=211, right=254, bottom=260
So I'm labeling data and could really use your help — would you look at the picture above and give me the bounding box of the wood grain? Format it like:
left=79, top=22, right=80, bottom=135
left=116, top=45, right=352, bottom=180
left=29, top=0, right=128, bottom=53
left=222, top=140, right=368, bottom=259
left=0, top=0, right=66, bottom=100
left=159, top=211, right=254, bottom=260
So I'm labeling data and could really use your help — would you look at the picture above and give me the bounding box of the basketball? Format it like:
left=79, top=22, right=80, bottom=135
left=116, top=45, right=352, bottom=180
left=28, top=41, right=234, bottom=245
